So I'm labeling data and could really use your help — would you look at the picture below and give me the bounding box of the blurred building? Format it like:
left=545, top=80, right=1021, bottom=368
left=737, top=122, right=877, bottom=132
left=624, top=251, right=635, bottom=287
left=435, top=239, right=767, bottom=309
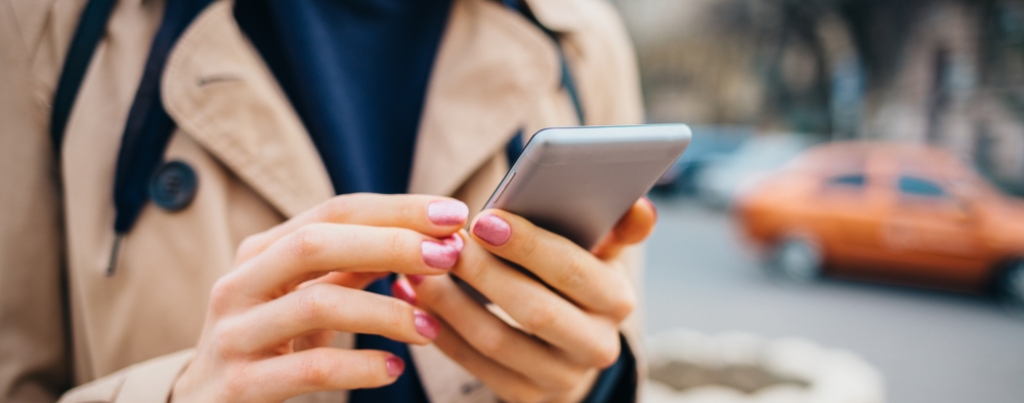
left=612, top=0, right=1024, bottom=194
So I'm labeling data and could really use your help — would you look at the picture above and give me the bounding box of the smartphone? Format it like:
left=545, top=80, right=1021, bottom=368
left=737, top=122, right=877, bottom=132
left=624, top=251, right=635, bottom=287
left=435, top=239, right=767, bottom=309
left=484, top=124, right=692, bottom=249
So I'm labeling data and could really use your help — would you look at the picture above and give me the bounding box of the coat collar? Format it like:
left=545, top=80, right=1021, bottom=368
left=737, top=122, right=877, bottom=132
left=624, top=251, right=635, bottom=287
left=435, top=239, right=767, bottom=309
left=407, top=0, right=561, bottom=195
left=161, top=0, right=334, bottom=217
left=162, top=0, right=581, bottom=400
left=163, top=0, right=574, bottom=211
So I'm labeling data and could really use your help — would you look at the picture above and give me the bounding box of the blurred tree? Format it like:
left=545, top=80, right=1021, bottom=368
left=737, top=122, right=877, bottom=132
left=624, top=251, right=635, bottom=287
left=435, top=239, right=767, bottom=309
left=759, top=0, right=833, bottom=137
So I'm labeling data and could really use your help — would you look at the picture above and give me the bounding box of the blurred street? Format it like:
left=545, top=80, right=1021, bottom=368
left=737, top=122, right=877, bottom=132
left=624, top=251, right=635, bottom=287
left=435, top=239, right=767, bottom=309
left=643, top=196, right=1024, bottom=403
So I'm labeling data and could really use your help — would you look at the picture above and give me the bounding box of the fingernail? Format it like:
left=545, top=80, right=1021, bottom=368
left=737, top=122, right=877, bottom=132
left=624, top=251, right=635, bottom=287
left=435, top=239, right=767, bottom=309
left=427, top=200, right=469, bottom=226
left=386, top=355, right=405, bottom=377
left=413, top=311, right=440, bottom=340
left=472, top=214, right=511, bottom=246
left=408, top=275, right=425, bottom=285
left=642, top=197, right=658, bottom=221
left=422, top=241, right=459, bottom=269
left=392, top=279, right=417, bottom=305
left=442, top=233, right=464, bottom=252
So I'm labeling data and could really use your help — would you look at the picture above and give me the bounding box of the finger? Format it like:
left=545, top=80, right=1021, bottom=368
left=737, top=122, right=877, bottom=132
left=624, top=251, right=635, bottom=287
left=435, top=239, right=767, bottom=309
left=223, top=224, right=462, bottom=302
left=229, top=284, right=440, bottom=353
left=411, top=276, right=588, bottom=392
left=430, top=319, right=548, bottom=403
left=300, top=272, right=389, bottom=291
left=237, top=194, right=468, bottom=263
left=468, top=210, right=637, bottom=320
left=450, top=237, right=623, bottom=368
left=244, top=348, right=404, bottom=401
left=592, top=197, right=657, bottom=259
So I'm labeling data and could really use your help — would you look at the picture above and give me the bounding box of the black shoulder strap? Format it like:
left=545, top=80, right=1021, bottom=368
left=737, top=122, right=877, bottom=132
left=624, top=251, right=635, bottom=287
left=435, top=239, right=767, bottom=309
left=53, top=0, right=214, bottom=276
left=50, top=0, right=117, bottom=157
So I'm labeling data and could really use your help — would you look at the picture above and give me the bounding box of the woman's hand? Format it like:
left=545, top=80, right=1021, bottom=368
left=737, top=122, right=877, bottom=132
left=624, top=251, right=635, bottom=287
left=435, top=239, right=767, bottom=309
left=171, top=194, right=469, bottom=403
left=403, top=198, right=657, bottom=403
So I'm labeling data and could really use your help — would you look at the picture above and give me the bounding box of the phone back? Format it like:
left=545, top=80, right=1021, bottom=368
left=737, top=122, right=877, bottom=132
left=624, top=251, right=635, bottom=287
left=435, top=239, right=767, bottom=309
left=484, top=125, right=691, bottom=249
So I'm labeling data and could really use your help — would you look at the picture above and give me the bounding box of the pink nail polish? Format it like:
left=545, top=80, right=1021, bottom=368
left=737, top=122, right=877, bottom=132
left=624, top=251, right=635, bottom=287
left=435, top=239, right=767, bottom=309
left=386, top=355, right=405, bottom=377
left=422, top=241, right=458, bottom=269
left=442, top=233, right=464, bottom=252
left=392, top=280, right=417, bottom=305
left=408, top=274, right=425, bottom=285
left=427, top=200, right=469, bottom=226
left=472, top=214, right=511, bottom=246
left=413, top=311, right=440, bottom=340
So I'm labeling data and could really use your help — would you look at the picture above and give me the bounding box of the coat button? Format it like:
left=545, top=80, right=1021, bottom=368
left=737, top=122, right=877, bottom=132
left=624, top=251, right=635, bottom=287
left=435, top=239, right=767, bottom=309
left=149, top=160, right=198, bottom=211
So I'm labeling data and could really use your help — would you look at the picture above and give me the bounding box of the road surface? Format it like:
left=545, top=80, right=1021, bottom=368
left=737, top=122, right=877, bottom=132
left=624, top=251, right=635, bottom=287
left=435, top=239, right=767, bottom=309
left=642, top=196, right=1024, bottom=403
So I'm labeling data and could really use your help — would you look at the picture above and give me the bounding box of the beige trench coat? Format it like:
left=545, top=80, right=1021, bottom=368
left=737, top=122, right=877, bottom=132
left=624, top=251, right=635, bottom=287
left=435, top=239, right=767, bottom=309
left=0, top=0, right=646, bottom=401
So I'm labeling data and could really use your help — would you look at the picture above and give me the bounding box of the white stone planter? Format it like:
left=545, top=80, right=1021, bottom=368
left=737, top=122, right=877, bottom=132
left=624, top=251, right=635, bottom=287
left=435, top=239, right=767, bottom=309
left=643, top=330, right=885, bottom=403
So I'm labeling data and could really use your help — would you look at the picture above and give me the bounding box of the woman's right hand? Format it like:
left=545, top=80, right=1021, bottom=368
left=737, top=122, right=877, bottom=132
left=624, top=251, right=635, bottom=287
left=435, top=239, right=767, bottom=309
left=170, top=194, right=469, bottom=403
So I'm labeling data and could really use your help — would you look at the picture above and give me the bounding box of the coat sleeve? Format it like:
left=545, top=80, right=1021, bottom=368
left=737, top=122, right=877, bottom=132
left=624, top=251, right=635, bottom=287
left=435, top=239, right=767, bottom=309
left=0, top=1, right=74, bottom=402
left=57, top=350, right=194, bottom=403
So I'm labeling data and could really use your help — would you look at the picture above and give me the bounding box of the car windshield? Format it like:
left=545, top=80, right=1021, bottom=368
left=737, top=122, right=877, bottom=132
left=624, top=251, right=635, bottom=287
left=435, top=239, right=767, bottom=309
left=898, top=175, right=948, bottom=198
left=827, top=173, right=868, bottom=187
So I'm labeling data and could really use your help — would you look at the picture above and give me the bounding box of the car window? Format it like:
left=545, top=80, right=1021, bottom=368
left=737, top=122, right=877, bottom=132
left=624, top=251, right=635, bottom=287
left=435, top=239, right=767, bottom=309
left=898, top=176, right=948, bottom=198
left=826, top=174, right=867, bottom=188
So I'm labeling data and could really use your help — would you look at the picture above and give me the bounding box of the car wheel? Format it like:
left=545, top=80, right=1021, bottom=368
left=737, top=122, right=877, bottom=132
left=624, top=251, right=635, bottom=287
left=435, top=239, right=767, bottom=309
left=772, top=237, right=822, bottom=282
left=999, top=260, right=1024, bottom=309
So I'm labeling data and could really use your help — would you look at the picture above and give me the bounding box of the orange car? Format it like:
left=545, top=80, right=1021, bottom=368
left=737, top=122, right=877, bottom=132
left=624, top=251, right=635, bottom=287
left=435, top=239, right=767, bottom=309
left=735, top=141, right=1024, bottom=305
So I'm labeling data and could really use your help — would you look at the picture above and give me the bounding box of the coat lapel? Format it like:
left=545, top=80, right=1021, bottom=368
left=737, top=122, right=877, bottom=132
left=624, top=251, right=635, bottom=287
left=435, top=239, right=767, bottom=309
left=407, top=0, right=560, bottom=197
left=161, top=0, right=334, bottom=218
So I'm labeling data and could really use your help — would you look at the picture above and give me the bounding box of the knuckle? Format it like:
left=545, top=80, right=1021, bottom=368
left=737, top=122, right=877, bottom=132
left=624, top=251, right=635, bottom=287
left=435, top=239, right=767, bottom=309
left=550, top=366, right=585, bottom=393
left=458, top=255, right=486, bottom=284
left=557, top=253, right=590, bottom=289
left=384, top=298, right=410, bottom=330
left=363, top=354, right=385, bottom=382
left=235, top=234, right=264, bottom=264
left=383, top=231, right=411, bottom=261
left=220, top=364, right=252, bottom=400
left=456, top=251, right=494, bottom=286
left=514, top=229, right=540, bottom=258
left=608, top=289, right=637, bottom=322
left=591, top=334, right=622, bottom=368
left=288, top=225, right=326, bottom=259
left=397, top=197, right=420, bottom=223
left=473, top=326, right=508, bottom=358
left=414, top=281, right=442, bottom=307
left=295, top=285, right=333, bottom=322
left=297, top=355, right=336, bottom=386
left=318, top=196, right=355, bottom=222
left=209, top=275, right=240, bottom=316
left=520, top=303, right=558, bottom=335
left=209, top=320, right=244, bottom=357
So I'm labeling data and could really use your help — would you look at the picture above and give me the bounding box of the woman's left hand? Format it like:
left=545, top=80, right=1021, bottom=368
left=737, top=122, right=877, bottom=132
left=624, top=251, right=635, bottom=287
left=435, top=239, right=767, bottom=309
left=397, top=198, right=657, bottom=403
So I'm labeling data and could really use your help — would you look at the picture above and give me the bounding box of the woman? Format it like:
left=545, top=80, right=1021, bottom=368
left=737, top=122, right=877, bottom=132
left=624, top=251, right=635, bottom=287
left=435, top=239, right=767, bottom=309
left=0, top=0, right=651, bottom=401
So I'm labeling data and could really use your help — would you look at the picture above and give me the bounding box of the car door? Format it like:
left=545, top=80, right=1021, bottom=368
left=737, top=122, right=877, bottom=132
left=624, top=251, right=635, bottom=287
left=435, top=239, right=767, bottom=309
left=812, top=172, right=887, bottom=273
left=880, top=175, right=986, bottom=287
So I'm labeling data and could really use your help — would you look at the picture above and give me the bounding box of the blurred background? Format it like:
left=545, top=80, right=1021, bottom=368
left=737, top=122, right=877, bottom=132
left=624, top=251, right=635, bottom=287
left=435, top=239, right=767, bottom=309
left=606, top=1, right=1024, bottom=402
